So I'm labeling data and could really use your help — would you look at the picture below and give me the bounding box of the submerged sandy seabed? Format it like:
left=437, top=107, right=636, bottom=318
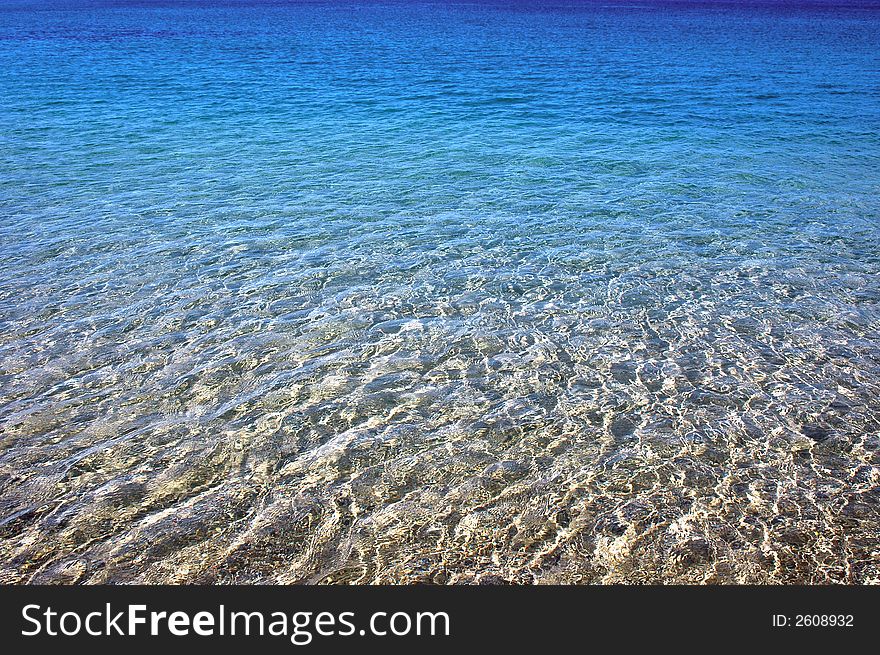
left=1, top=227, right=878, bottom=584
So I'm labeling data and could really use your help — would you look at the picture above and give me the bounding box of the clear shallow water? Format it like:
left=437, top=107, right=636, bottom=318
left=1, top=0, right=879, bottom=584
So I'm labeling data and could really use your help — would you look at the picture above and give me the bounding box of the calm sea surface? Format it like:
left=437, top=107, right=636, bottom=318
left=1, top=0, right=879, bottom=583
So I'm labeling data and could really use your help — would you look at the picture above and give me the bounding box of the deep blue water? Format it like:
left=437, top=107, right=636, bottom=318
left=1, top=1, right=879, bottom=583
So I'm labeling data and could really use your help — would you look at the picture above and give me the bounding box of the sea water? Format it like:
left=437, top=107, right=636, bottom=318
left=1, top=0, right=879, bottom=583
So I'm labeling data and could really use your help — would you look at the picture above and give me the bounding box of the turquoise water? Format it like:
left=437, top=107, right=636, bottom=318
left=1, top=0, right=879, bottom=584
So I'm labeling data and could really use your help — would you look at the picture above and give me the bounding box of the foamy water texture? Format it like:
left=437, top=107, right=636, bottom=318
left=1, top=0, right=879, bottom=584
